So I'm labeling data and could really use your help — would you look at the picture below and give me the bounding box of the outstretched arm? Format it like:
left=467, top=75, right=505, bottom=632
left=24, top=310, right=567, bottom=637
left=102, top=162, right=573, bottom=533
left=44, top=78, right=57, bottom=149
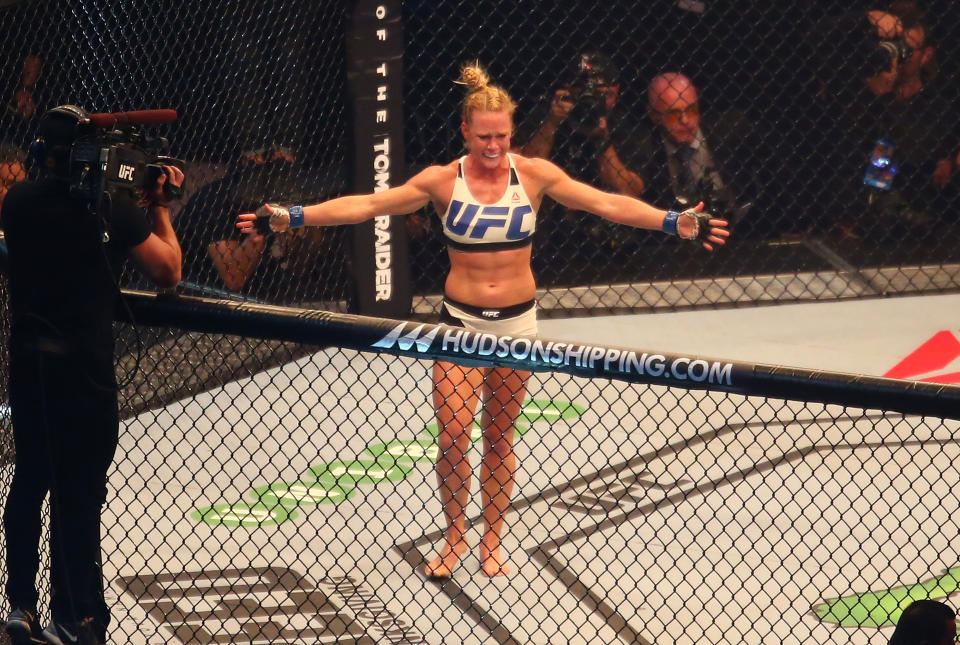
left=531, top=157, right=729, bottom=250
left=236, top=166, right=444, bottom=235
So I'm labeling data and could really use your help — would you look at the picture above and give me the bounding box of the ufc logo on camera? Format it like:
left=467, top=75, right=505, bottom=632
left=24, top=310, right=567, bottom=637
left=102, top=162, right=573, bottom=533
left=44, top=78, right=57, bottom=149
left=445, top=200, right=533, bottom=241
left=117, top=164, right=135, bottom=182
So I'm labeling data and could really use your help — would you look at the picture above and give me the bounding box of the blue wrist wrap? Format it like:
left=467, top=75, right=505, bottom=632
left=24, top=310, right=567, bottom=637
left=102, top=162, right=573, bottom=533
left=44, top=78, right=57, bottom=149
left=289, top=205, right=305, bottom=229
left=662, top=210, right=681, bottom=236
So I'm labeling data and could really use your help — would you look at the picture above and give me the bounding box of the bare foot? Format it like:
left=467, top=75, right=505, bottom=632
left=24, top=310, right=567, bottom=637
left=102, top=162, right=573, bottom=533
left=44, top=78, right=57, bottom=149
left=425, top=540, right=468, bottom=579
left=480, top=545, right=510, bottom=577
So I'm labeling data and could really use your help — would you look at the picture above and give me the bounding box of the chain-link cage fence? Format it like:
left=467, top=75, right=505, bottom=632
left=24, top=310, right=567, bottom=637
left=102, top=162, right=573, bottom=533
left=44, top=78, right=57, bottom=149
left=5, top=291, right=960, bottom=645
left=1, top=0, right=354, bottom=311
left=3, top=0, right=960, bottom=644
left=3, top=0, right=960, bottom=319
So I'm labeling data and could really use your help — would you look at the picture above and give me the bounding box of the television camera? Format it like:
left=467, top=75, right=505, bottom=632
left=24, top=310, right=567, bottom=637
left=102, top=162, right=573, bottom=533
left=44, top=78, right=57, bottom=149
left=31, top=105, right=185, bottom=219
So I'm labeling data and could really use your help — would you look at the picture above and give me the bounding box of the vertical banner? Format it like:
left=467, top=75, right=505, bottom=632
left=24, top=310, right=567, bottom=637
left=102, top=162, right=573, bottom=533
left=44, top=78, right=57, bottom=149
left=346, top=0, right=412, bottom=317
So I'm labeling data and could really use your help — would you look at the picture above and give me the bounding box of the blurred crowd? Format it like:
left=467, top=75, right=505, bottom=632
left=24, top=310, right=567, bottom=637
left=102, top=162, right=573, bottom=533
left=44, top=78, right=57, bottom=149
left=507, top=0, right=957, bottom=247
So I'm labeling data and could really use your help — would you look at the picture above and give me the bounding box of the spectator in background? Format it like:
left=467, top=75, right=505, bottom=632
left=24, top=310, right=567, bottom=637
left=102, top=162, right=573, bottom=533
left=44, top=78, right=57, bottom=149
left=3, top=55, right=44, bottom=135
left=931, top=146, right=960, bottom=192
left=810, top=6, right=957, bottom=240
left=0, top=144, right=26, bottom=212
left=883, top=1, right=960, bottom=199
left=175, top=144, right=335, bottom=303
left=523, top=64, right=765, bottom=241
left=888, top=599, right=956, bottom=645
left=521, top=52, right=644, bottom=198
left=617, top=72, right=764, bottom=235
left=882, top=1, right=938, bottom=100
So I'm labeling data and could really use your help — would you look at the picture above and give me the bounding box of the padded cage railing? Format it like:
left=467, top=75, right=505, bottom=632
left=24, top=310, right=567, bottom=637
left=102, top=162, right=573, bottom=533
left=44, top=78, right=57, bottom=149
left=3, top=1, right=960, bottom=319
left=2, top=289, right=960, bottom=644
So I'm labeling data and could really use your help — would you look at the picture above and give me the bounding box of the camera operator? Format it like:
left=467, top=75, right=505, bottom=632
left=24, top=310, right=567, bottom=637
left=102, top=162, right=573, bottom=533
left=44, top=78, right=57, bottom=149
left=1, top=105, right=182, bottom=645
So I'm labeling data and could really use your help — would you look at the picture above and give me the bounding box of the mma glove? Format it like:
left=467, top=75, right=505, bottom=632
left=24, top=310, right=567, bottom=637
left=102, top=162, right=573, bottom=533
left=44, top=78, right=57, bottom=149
left=254, top=203, right=305, bottom=235
left=662, top=208, right=712, bottom=242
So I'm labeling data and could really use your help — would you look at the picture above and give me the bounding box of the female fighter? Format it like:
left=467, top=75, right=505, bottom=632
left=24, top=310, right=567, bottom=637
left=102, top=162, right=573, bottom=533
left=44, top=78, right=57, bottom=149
left=237, top=63, right=728, bottom=578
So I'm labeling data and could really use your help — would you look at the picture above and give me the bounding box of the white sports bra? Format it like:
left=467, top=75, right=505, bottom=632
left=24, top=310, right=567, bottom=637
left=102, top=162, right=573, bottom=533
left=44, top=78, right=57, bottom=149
left=441, top=154, right=537, bottom=252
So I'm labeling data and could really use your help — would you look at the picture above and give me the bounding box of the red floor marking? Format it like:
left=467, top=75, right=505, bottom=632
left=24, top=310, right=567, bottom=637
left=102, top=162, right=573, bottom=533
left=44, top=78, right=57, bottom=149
left=917, top=371, right=960, bottom=384
left=884, top=330, right=960, bottom=384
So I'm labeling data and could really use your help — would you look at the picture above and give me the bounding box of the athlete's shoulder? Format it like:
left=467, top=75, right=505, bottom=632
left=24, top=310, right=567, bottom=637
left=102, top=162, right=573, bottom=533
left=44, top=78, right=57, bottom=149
left=401, top=161, right=458, bottom=204
left=510, top=153, right=565, bottom=184
left=511, top=152, right=560, bottom=172
left=410, top=160, right=459, bottom=183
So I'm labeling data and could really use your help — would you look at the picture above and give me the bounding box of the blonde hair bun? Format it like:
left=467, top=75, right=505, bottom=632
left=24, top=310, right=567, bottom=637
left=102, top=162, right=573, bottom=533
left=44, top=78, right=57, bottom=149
left=458, top=64, right=489, bottom=92
left=456, top=62, right=516, bottom=122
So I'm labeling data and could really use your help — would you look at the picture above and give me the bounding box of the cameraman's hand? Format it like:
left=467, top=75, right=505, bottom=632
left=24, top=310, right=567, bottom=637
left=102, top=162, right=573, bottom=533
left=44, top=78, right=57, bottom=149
left=144, top=165, right=185, bottom=207
left=13, top=88, right=36, bottom=119
left=522, top=89, right=574, bottom=159
left=592, top=116, right=611, bottom=142
left=547, top=89, right=574, bottom=126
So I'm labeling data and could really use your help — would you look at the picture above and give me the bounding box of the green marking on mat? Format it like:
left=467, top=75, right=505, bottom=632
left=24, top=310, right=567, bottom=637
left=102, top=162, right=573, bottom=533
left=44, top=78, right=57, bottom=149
left=193, top=396, right=584, bottom=525
left=520, top=398, right=586, bottom=422
left=814, top=567, right=960, bottom=628
left=365, top=438, right=439, bottom=464
left=311, top=458, right=414, bottom=485
left=192, top=502, right=296, bottom=527
left=249, top=480, right=356, bottom=507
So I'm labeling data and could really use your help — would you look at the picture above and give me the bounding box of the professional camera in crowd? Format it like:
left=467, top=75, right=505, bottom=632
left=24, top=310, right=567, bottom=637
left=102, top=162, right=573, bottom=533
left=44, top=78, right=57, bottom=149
left=29, top=105, right=185, bottom=222
left=874, top=37, right=913, bottom=72
left=562, top=52, right=619, bottom=133
left=813, top=11, right=913, bottom=97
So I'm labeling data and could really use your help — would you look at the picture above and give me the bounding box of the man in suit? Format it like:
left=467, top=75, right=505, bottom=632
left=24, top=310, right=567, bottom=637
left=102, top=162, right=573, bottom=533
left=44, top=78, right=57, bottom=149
left=611, top=72, right=763, bottom=236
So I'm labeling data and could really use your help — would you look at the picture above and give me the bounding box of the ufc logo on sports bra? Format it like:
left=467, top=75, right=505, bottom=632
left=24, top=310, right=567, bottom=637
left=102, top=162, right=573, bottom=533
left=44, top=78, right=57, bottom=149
left=445, top=201, right=533, bottom=241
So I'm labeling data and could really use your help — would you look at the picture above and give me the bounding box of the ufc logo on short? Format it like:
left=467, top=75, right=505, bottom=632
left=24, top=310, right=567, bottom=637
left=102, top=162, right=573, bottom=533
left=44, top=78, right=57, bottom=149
left=117, top=164, right=135, bottom=181
left=445, top=200, right=533, bottom=240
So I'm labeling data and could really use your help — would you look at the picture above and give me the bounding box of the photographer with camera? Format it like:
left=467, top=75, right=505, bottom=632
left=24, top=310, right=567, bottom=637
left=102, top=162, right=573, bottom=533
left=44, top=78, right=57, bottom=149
left=808, top=6, right=957, bottom=241
left=522, top=51, right=645, bottom=197
left=1, top=105, right=182, bottom=645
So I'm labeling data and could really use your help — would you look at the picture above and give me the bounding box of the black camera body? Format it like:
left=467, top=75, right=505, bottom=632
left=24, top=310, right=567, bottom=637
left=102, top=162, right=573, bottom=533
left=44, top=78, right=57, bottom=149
left=68, top=129, right=184, bottom=208
left=816, top=12, right=914, bottom=83
left=563, top=52, right=619, bottom=133
left=567, top=73, right=608, bottom=131
left=32, top=106, right=184, bottom=226
left=864, top=36, right=913, bottom=79
left=674, top=172, right=752, bottom=226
